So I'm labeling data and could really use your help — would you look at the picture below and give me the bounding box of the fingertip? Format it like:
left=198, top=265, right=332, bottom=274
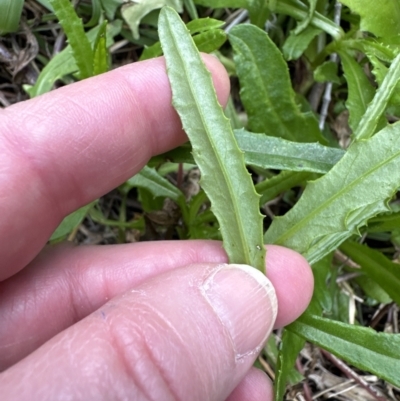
left=266, top=245, right=314, bottom=328
left=226, top=367, right=273, bottom=401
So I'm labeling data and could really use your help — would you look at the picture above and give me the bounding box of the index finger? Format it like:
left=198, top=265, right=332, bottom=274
left=0, top=55, right=230, bottom=280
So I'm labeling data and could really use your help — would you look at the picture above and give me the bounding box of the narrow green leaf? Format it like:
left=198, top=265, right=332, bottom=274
left=159, top=7, right=265, bottom=271
left=100, top=0, right=123, bottom=20
left=25, top=21, right=121, bottom=97
left=356, top=275, right=392, bottom=305
left=309, top=254, right=334, bottom=316
left=50, top=203, right=94, bottom=241
left=186, top=17, right=225, bottom=34
left=256, top=171, right=313, bottom=205
left=274, top=330, right=305, bottom=401
left=122, top=0, right=183, bottom=40
left=229, top=24, right=324, bottom=143
left=367, top=211, right=400, bottom=233
left=288, top=312, right=400, bottom=387
left=36, top=0, right=54, bottom=11
left=49, top=0, right=94, bottom=79
left=344, top=38, right=396, bottom=63
left=293, top=0, right=317, bottom=34
left=340, top=0, right=400, bottom=38
left=0, top=0, right=24, bottom=34
left=340, top=241, right=400, bottom=305
left=126, top=166, right=185, bottom=205
left=236, top=129, right=344, bottom=174
left=265, top=122, right=400, bottom=265
left=339, top=51, right=376, bottom=133
left=85, top=0, right=102, bottom=27
left=92, top=21, right=109, bottom=76
left=247, top=0, right=270, bottom=28
left=183, top=0, right=198, bottom=19
left=354, top=52, right=400, bottom=140
left=283, top=25, right=321, bottom=61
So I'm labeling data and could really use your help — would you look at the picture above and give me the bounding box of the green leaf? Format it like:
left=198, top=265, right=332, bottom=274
left=159, top=7, right=265, bottom=271
left=140, top=18, right=226, bottom=61
left=340, top=241, right=400, bottom=305
left=356, top=275, right=392, bottom=305
left=340, top=0, right=400, bottom=38
left=282, top=25, right=321, bottom=61
left=339, top=51, right=376, bottom=133
left=122, top=0, right=183, bottom=40
left=0, top=0, right=24, bottom=34
left=92, top=21, right=109, bottom=76
left=247, top=0, right=270, bottom=28
left=25, top=21, right=121, bottom=97
left=49, top=0, right=94, bottom=79
left=100, top=0, right=123, bottom=19
left=183, top=0, right=198, bottom=19
left=367, top=211, right=400, bottom=232
left=195, top=0, right=343, bottom=39
left=354, top=52, right=400, bottom=140
left=256, top=171, right=313, bottom=204
left=288, top=312, right=400, bottom=387
left=293, top=0, right=317, bottom=34
left=50, top=203, right=94, bottom=241
left=309, top=253, right=334, bottom=316
left=264, top=122, right=400, bottom=265
left=229, top=24, right=324, bottom=143
left=274, top=329, right=305, bottom=401
left=192, top=29, right=227, bottom=53
left=186, top=17, right=224, bottom=34
left=314, top=61, right=341, bottom=84
left=36, top=0, right=54, bottom=11
left=235, top=129, right=344, bottom=173
left=126, top=166, right=185, bottom=205
left=193, top=0, right=247, bottom=7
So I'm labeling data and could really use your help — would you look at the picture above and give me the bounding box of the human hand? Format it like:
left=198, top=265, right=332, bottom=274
left=0, top=55, right=313, bottom=400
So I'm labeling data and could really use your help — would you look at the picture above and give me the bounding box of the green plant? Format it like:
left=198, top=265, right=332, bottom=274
left=10, top=0, right=400, bottom=398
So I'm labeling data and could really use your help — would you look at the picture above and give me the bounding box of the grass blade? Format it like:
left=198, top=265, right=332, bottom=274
left=49, top=0, right=94, bottom=79
left=235, top=129, right=344, bottom=174
left=159, top=7, right=265, bottom=271
left=229, top=24, right=324, bottom=143
left=288, top=312, right=400, bottom=387
left=265, top=122, right=400, bottom=264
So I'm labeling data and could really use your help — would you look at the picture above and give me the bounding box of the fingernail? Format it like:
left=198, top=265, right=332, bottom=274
left=201, top=264, right=277, bottom=359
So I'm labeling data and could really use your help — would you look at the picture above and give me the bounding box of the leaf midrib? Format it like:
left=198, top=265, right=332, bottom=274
left=165, top=15, right=250, bottom=264
left=274, top=142, right=400, bottom=245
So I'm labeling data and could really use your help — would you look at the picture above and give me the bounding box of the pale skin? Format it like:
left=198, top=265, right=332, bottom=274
left=0, top=55, right=313, bottom=401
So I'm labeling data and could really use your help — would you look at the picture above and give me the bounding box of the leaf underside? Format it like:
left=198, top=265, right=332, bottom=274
left=159, top=7, right=265, bottom=271
left=265, top=122, right=400, bottom=264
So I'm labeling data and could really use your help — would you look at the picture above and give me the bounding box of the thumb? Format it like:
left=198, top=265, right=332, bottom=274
left=1, top=263, right=277, bottom=401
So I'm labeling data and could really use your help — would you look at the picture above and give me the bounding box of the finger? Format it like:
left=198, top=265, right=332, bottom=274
left=1, top=263, right=277, bottom=401
left=0, top=54, right=230, bottom=280
left=0, top=242, right=312, bottom=370
left=226, top=368, right=273, bottom=401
